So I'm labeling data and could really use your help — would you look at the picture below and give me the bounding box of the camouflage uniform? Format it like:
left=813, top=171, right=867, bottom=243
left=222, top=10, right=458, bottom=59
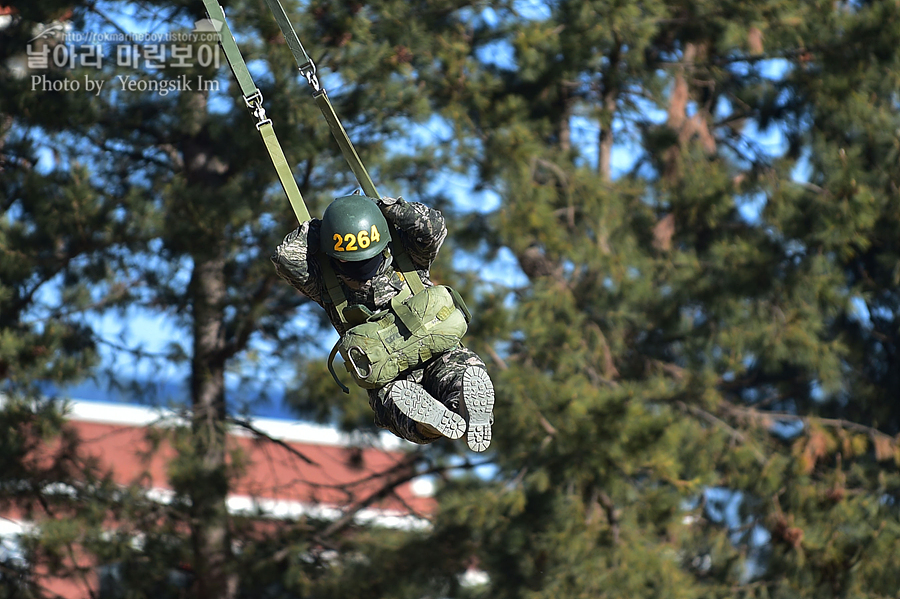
left=271, top=196, right=487, bottom=444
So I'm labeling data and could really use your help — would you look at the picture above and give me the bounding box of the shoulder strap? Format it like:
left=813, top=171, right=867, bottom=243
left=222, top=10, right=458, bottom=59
left=317, top=248, right=425, bottom=327
left=316, top=253, right=349, bottom=325
left=385, top=230, right=425, bottom=296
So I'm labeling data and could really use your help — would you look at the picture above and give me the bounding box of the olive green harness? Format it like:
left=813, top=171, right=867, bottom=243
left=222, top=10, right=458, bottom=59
left=318, top=252, right=471, bottom=393
left=201, top=0, right=471, bottom=392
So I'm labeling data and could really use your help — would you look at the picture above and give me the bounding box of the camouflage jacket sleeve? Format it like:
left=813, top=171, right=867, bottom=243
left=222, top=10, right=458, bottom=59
left=270, top=219, right=324, bottom=304
left=377, top=196, right=447, bottom=269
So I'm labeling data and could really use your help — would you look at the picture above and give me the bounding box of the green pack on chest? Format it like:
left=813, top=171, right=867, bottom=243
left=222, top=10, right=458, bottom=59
left=327, top=284, right=471, bottom=391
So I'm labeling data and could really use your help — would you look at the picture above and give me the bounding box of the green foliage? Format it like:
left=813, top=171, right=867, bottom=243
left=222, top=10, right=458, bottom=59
left=1, top=0, right=472, bottom=595
left=379, top=0, right=900, bottom=598
left=5, top=0, right=900, bottom=597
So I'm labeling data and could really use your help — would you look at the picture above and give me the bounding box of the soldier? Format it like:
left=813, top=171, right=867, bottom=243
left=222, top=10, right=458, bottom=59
left=271, top=195, right=495, bottom=452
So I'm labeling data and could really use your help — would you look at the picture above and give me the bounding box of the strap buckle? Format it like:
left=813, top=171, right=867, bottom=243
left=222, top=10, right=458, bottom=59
left=298, top=59, right=321, bottom=92
left=243, top=89, right=272, bottom=130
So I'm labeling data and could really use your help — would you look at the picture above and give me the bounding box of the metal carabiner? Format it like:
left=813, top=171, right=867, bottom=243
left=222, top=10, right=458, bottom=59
left=242, top=89, right=272, bottom=129
left=298, top=59, right=321, bottom=93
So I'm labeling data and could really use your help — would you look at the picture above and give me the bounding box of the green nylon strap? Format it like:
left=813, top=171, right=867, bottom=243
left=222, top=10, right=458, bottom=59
left=316, top=247, right=426, bottom=330
left=259, top=123, right=309, bottom=221
left=261, top=0, right=315, bottom=73
left=388, top=230, right=427, bottom=295
left=201, top=0, right=255, bottom=96
left=317, top=253, right=349, bottom=325
left=313, top=91, right=379, bottom=199
left=388, top=286, right=419, bottom=333
left=201, top=0, right=308, bottom=223
left=388, top=234, right=425, bottom=295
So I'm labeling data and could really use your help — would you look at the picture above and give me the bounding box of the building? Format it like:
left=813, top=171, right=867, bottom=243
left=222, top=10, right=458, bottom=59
left=0, top=399, right=436, bottom=598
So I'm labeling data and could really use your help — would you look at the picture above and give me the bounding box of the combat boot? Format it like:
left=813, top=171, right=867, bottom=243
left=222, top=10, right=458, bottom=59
left=389, top=380, right=466, bottom=440
left=459, top=367, right=494, bottom=452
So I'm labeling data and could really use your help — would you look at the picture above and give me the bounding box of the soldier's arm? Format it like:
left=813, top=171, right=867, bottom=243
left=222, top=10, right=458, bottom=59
left=377, top=196, right=448, bottom=268
left=270, top=219, right=324, bottom=303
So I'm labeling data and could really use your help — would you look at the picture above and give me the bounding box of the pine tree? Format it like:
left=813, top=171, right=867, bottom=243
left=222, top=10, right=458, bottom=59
left=7, top=0, right=900, bottom=598
left=341, top=1, right=900, bottom=598
left=1, top=3, right=134, bottom=595
left=3, top=0, right=499, bottom=597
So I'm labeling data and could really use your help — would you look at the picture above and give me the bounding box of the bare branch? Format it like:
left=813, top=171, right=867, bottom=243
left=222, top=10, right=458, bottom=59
left=597, top=490, right=621, bottom=545
left=317, top=452, right=420, bottom=539
left=223, top=274, right=277, bottom=360
left=720, top=400, right=896, bottom=442
left=227, top=417, right=319, bottom=466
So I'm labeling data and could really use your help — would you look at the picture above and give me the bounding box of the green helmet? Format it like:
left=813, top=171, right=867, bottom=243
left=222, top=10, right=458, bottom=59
left=320, top=195, right=391, bottom=260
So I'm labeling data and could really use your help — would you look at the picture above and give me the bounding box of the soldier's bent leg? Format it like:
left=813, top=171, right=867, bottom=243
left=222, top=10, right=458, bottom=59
left=422, top=347, right=495, bottom=452
left=367, top=373, right=465, bottom=444
left=390, top=380, right=466, bottom=440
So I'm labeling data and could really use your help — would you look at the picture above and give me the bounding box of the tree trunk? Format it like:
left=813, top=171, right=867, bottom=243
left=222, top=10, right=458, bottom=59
left=558, top=83, right=572, bottom=152
left=598, top=90, right=615, bottom=182
left=189, top=249, right=238, bottom=599
left=597, top=43, right=620, bottom=182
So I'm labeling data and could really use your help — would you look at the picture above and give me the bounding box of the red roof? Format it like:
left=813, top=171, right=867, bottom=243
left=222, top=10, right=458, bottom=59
left=66, top=401, right=437, bottom=518
left=2, top=400, right=438, bottom=598
left=73, top=418, right=436, bottom=516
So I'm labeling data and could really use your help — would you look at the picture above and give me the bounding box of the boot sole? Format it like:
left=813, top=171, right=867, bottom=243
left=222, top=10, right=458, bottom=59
left=390, top=380, right=466, bottom=440
left=461, top=368, right=494, bottom=452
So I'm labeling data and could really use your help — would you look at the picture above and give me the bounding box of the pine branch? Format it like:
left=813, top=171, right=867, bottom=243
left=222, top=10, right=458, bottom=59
left=720, top=400, right=897, bottom=442
left=89, top=333, right=175, bottom=361
left=596, top=489, right=621, bottom=545
left=30, top=282, right=138, bottom=323
left=314, top=455, right=492, bottom=541
left=676, top=401, right=767, bottom=465
left=222, top=273, right=277, bottom=360
left=485, top=345, right=557, bottom=437
left=388, top=486, right=429, bottom=523
left=484, top=344, right=509, bottom=371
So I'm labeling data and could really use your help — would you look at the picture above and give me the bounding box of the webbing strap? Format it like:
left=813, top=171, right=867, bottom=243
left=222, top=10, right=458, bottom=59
left=316, top=253, right=349, bottom=325
left=389, top=286, right=419, bottom=333
left=387, top=236, right=426, bottom=295
left=313, top=91, right=379, bottom=200
left=261, top=0, right=316, bottom=76
left=202, top=0, right=255, bottom=96
left=259, top=123, right=310, bottom=222
left=201, top=0, right=308, bottom=223
left=259, top=0, right=426, bottom=296
left=316, top=251, right=418, bottom=328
